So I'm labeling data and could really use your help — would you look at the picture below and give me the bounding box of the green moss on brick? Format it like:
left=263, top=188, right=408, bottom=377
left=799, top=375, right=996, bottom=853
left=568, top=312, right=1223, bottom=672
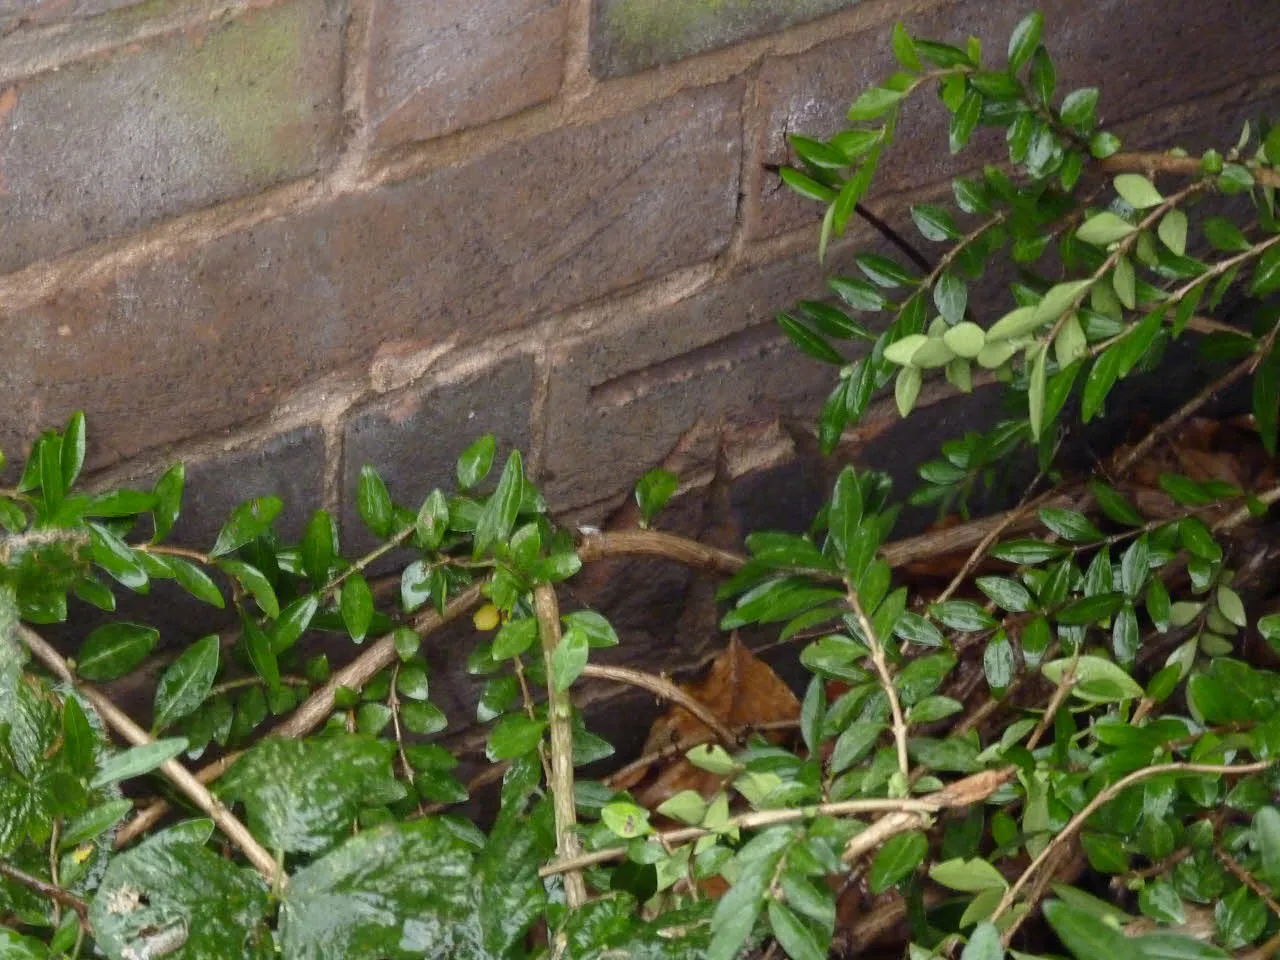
left=595, top=0, right=860, bottom=76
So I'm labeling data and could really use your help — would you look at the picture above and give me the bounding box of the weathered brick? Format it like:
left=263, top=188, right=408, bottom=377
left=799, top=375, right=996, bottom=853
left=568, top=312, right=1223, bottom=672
left=0, top=0, right=344, bottom=273
left=542, top=248, right=859, bottom=512
left=176, top=425, right=326, bottom=550
left=2, top=83, right=741, bottom=470
left=748, top=0, right=1280, bottom=239
left=367, top=0, right=567, bottom=148
left=0, top=0, right=150, bottom=32
left=589, top=0, right=858, bottom=78
left=340, top=354, right=535, bottom=552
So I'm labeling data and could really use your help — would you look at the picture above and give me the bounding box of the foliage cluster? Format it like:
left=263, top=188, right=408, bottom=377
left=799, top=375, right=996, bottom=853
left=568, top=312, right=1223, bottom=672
left=3, top=11, right=1280, bottom=960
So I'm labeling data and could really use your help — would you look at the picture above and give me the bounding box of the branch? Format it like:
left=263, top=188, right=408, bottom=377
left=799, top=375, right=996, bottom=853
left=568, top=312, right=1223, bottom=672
left=534, top=583, right=587, bottom=910
left=0, top=859, right=90, bottom=925
left=575, top=529, right=744, bottom=574
left=1101, top=151, right=1280, bottom=189
left=845, top=580, right=909, bottom=779
left=992, top=760, right=1276, bottom=935
left=115, top=581, right=487, bottom=848
left=539, top=768, right=1011, bottom=878
left=580, top=663, right=736, bottom=747
left=18, top=625, right=281, bottom=884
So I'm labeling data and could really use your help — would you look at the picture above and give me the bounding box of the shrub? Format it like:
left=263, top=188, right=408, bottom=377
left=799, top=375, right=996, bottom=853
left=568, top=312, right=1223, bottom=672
left=2, top=11, right=1279, bottom=960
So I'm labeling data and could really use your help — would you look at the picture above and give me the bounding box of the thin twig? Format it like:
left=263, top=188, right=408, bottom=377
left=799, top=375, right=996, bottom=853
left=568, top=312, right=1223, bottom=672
left=18, top=625, right=281, bottom=884
left=935, top=488, right=1056, bottom=606
left=1027, top=654, right=1078, bottom=751
left=534, top=584, right=587, bottom=910
left=1218, top=848, right=1280, bottom=920
left=580, top=663, right=736, bottom=747
left=992, top=760, right=1275, bottom=935
left=115, top=582, right=487, bottom=847
left=845, top=581, right=909, bottom=778
left=0, top=859, right=90, bottom=925
left=1100, top=151, right=1280, bottom=189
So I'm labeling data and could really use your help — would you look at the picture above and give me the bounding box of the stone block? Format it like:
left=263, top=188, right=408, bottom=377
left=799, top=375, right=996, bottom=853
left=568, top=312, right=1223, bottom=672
left=1, top=83, right=741, bottom=470
left=747, top=0, right=1280, bottom=239
left=340, top=354, right=536, bottom=552
left=367, top=0, right=567, bottom=148
left=0, top=0, right=143, bottom=33
left=176, top=425, right=326, bottom=551
left=542, top=247, right=862, bottom=512
left=0, top=0, right=345, bottom=272
left=589, top=0, right=860, bottom=78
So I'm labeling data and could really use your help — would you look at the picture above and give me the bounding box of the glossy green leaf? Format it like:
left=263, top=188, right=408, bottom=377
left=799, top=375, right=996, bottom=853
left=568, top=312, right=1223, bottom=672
left=90, top=738, right=189, bottom=789
left=220, top=735, right=400, bottom=854
left=167, top=556, right=225, bottom=609
left=486, top=714, right=546, bottom=761
left=77, top=622, right=159, bottom=681
left=550, top=626, right=589, bottom=692
left=217, top=559, right=278, bottom=619
left=635, top=468, right=679, bottom=525
left=151, top=463, right=185, bottom=543
left=1077, top=211, right=1135, bottom=246
left=456, top=435, right=496, bottom=490
left=778, top=312, right=845, bottom=365
left=474, top=451, right=524, bottom=557
left=357, top=465, right=394, bottom=539
left=1007, top=11, right=1042, bottom=72
left=768, top=901, right=826, bottom=960
left=340, top=573, right=374, bottom=643
left=153, top=635, right=219, bottom=730
left=868, top=831, right=928, bottom=893
left=210, top=496, right=282, bottom=557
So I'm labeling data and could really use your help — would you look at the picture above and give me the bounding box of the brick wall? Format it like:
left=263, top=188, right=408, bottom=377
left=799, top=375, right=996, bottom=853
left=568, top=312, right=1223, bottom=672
left=3, top=0, right=1279, bottom=543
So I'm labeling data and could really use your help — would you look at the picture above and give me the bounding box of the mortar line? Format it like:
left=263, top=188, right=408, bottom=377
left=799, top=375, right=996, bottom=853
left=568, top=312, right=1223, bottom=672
left=332, top=0, right=378, bottom=191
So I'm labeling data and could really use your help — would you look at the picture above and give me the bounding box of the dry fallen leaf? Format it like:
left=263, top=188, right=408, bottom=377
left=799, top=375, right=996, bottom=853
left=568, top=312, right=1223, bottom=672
left=611, top=635, right=800, bottom=809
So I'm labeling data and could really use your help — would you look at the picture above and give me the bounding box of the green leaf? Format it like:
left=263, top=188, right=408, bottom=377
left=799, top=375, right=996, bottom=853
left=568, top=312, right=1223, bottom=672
left=1077, top=211, right=1135, bottom=246
left=1252, top=245, right=1280, bottom=297
left=1121, top=535, right=1150, bottom=596
left=340, top=573, right=375, bottom=643
left=895, top=366, right=922, bottom=417
left=153, top=635, right=219, bottom=730
left=357, top=465, right=394, bottom=539
left=90, top=738, right=189, bottom=789
left=1039, top=507, right=1103, bottom=543
left=1091, top=480, right=1144, bottom=526
left=1113, top=173, right=1163, bottom=209
left=930, top=857, right=1008, bottom=892
left=242, top=614, right=279, bottom=691
left=492, top=617, right=539, bottom=659
left=62, top=695, right=96, bottom=776
left=89, top=522, right=149, bottom=590
left=961, top=921, right=1004, bottom=960
left=895, top=611, right=945, bottom=647
left=941, top=86, right=978, bottom=153
left=847, top=86, right=904, bottom=122
left=414, top=489, right=449, bottom=551
left=92, top=833, right=271, bottom=960
left=911, top=204, right=960, bottom=242
left=474, top=451, right=524, bottom=557
left=983, top=635, right=1015, bottom=691
left=858, top=253, right=917, bottom=288
left=1082, top=346, right=1123, bottom=422
left=1216, top=584, right=1247, bottom=628
left=151, top=462, right=184, bottom=543
left=1134, top=932, right=1231, bottom=959
left=217, top=559, right=279, bottom=619
left=1179, top=516, right=1222, bottom=561
left=1158, top=208, right=1188, bottom=256
left=1255, top=806, right=1280, bottom=884
left=990, top=539, right=1067, bottom=564
left=930, top=601, right=997, bottom=632
left=60, top=798, right=133, bottom=849
left=1007, top=11, right=1042, bottom=72
left=868, top=831, right=928, bottom=893
left=891, top=21, right=921, bottom=70
left=602, top=802, right=652, bottom=839
left=1060, top=87, right=1100, bottom=133
left=1044, top=900, right=1129, bottom=957
left=486, top=713, right=546, bottom=761
left=778, top=312, right=844, bottom=365
left=943, top=321, right=985, bottom=358
left=550, top=626, right=589, bottom=692
left=708, top=842, right=778, bottom=960
left=301, top=510, right=338, bottom=585
left=1253, top=347, right=1279, bottom=456
left=220, top=735, right=400, bottom=854
left=456, top=434, right=496, bottom=490
left=272, top=594, right=319, bottom=653
left=1042, top=655, right=1143, bottom=702
left=1139, top=879, right=1185, bottom=925
left=167, top=556, right=225, bottom=608
left=562, top=610, right=618, bottom=649
left=976, top=576, right=1034, bottom=613
left=828, top=466, right=862, bottom=570
left=77, top=622, right=159, bottom=681
left=768, top=901, right=826, bottom=960
left=780, top=166, right=837, bottom=203
left=830, top=275, right=891, bottom=311
left=635, top=468, right=679, bottom=524
left=210, top=496, right=282, bottom=557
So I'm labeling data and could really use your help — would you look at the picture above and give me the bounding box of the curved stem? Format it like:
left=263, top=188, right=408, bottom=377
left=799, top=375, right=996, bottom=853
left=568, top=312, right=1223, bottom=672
left=580, top=663, right=736, bottom=747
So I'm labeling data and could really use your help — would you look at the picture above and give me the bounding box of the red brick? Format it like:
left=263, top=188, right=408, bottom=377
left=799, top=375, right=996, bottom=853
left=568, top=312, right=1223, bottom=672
left=1, top=83, right=742, bottom=470
left=367, top=0, right=567, bottom=149
left=0, top=0, right=345, bottom=272
left=747, top=0, right=1280, bottom=239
